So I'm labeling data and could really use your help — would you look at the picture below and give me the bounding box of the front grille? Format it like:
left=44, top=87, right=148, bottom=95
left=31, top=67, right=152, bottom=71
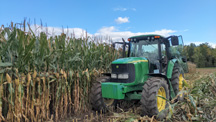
left=110, top=64, right=135, bottom=83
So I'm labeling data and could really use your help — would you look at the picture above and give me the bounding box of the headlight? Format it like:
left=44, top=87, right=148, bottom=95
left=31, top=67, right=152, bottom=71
left=111, top=74, right=117, bottom=79
left=118, top=74, right=129, bottom=79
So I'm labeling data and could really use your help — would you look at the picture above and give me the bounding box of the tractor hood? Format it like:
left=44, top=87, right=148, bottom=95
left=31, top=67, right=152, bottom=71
left=112, top=57, right=148, bottom=64
left=110, top=57, right=149, bottom=85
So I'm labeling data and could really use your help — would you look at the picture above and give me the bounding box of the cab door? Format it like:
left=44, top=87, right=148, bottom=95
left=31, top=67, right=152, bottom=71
left=177, top=36, right=188, bottom=73
left=168, top=36, right=188, bottom=73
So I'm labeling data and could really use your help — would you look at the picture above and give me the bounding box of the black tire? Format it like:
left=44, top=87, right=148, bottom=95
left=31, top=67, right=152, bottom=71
left=171, top=66, right=184, bottom=101
left=171, top=67, right=180, bottom=95
left=90, top=76, right=117, bottom=112
left=140, top=77, right=170, bottom=120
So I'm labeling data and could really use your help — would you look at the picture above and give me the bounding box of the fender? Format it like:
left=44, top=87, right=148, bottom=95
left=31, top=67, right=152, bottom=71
left=166, top=59, right=178, bottom=79
left=167, top=59, right=185, bottom=79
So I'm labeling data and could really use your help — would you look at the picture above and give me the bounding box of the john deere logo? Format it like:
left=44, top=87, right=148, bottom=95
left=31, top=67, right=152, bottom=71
left=116, top=65, right=119, bottom=68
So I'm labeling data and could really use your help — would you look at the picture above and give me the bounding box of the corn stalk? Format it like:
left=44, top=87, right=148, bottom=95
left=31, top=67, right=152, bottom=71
left=0, top=22, right=120, bottom=121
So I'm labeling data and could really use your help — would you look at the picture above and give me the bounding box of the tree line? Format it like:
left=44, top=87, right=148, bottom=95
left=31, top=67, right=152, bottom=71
left=184, top=43, right=216, bottom=68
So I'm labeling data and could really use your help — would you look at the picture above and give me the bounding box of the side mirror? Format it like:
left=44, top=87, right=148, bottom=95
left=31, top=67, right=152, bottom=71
left=171, top=36, right=179, bottom=46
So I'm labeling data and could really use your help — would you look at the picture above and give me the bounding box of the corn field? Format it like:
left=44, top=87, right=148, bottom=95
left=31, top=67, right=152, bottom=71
left=1, top=22, right=216, bottom=122
left=0, top=23, right=120, bottom=121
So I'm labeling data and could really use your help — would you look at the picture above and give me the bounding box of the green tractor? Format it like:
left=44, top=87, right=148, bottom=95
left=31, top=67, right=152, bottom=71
left=90, top=34, right=188, bottom=119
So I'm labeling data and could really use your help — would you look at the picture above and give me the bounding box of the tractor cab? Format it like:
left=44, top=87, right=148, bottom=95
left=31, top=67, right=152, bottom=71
left=115, top=34, right=187, bottom=74
left=128, top=35, right=163, bottom=74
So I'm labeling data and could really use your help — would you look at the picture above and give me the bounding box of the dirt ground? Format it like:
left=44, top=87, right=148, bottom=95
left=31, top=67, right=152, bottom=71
left=196, top=67, right=216, bottom=74
left=184, top=68, right=216, bottom=82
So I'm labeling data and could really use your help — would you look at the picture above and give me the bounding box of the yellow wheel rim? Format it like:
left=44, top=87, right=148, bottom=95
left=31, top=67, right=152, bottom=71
left=157, top=87, right=166, bottom=112
left=179, top=74, right=183, bottom=91
left=103, top=98, right=114, bottom=106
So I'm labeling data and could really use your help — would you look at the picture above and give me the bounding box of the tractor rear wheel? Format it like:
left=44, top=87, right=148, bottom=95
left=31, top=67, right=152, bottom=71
left=90, top=76, right=117, bottom=112
left=141, top=77, right=170, bottom=120
left=171, top=67, right=185, bottom=100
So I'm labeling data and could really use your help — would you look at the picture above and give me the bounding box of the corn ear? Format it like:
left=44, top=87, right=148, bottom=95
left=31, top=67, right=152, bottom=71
left=6, top=73, right=11, bottom=83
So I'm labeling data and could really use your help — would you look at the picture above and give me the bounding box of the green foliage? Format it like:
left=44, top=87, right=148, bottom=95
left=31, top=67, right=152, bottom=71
left=184, top=43, right=216, bottom=67
left=0, top=23, right=121, bottom=121
left=0, top=26, right=120, bottom=73
left=169, top=73, right=216, bottom=121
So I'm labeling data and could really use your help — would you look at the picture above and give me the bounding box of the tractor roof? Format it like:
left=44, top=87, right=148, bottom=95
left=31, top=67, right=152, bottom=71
left=129, top=34, right=165, bottom=39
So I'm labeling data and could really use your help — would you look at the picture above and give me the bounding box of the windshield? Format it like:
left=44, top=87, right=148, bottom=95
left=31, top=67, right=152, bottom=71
left=129, top=39, right=159, bottom=58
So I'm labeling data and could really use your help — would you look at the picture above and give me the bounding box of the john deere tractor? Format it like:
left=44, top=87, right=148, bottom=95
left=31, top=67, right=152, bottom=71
left=90, top=34, right=188, bottom=119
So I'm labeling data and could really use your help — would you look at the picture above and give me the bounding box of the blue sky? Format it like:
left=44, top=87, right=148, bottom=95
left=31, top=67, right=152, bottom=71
left=1, top=0, right=216, bottom=47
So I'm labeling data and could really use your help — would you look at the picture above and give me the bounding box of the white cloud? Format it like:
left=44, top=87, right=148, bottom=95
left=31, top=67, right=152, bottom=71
left=95, top=26, right=176, bottom=41
left=115, top=17, right=129, bottom=24
left=113, top=7, right=136, bottom=12
left=183, top=29, right=189, bottom=32
left=131, top=8, right=136, bottom=11
left=22, top=25, right=216, bottom=48
left=97, top=26, right=117, bottom=33
left=113, top=7, right=127, bottom=11
left=28, top=25, right=91, bottom=38
left=26, top=25, right=177, bottom=43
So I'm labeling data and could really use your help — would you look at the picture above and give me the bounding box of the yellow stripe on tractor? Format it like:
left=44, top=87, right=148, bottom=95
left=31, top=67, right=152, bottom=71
left=129, top=60, right=148, bottom=63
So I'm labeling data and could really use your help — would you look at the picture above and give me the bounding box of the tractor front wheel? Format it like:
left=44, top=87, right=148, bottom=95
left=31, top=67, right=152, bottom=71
left=90, top=76, right=117, bottom=112
left=141, top=77, right=170, bottom=120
